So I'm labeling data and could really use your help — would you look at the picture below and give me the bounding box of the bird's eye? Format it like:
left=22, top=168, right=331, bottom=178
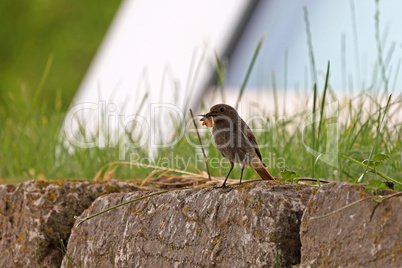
left=220, top=107, right=225, bottom=112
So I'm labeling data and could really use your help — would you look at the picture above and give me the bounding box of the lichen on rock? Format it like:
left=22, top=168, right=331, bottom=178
left=61, top=181, right=314, bottom=267
left=300, top=182, right=402, bottom=267
left=0, top=179, right=139, bottom=268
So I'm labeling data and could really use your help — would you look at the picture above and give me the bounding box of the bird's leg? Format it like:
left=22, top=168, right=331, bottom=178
left=220, top=166, right=233, bottom=188
left=215, top=162, right=234, bottom=188
left=239, top=166, right=245, bottom=185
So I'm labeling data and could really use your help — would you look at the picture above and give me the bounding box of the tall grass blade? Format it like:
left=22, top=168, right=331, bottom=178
left=304, top=65, right=308, bottom=96
left=215, top=52, right=226, bottom=103
left=189, top=109, right=211, bottom=180
left=303, top=6, right=317, bottom=86
left=349, top=0, right=361, bottom=88
left=384, top=42, right=395, bottom=70
left=341, top=33, right=347, bottom=91
left=374, top=0, right=389, bottom=92
left=235, top=35, right=264, bottom=109
left=33, top=54, right=53, bottom=107
left=158, top=65, right=169, bottom=103
left=311, top=83, right=317, bottom=178
left=391, top=59, right=401, bottom=92
left=314, top=154, right=323, bottom=187
left=184, top=46, right=207, bottom=118
left=317, top=62, right=330, bottom=148
left=184, top=48, right=197, bottom=103
left=75, top=190, right=171, bottom=225
left=59, top=239, right=80, bottom=267
left=359, top=94, right=392, bottom=183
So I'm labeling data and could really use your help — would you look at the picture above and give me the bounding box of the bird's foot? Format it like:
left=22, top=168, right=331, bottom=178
left=214, top=183, right=231, bottom=189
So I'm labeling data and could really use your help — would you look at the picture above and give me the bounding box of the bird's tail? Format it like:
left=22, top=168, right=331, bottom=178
left=253, top=165, right=275, bottom=180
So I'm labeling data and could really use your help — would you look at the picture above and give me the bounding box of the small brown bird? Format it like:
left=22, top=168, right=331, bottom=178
left=201, top=104, right=275, bottom=187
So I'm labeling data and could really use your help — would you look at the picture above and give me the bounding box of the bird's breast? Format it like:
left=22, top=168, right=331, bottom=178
left=212, top=122, right=257, bottom=164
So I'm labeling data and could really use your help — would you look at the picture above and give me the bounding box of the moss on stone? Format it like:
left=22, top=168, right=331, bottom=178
left=46, top=192, right=56, bottom=201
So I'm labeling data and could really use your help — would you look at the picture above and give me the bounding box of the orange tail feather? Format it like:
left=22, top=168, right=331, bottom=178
left=254, top=166, right=275, bottom=180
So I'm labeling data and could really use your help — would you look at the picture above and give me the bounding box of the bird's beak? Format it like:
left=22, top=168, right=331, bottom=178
left=204, top=111, right=220, bottom=117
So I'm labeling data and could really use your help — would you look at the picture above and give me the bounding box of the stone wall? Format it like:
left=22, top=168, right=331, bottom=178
left=1, top=180, right=401, bottom=267
left=300, top=182, right=401, bottom=267
left=61, top=181, right=312, bottom=267
left=0, top=180, right=138, bottom=268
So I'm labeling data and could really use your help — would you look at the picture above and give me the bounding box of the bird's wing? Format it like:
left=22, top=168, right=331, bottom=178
left=239, top=119, right=265, bottom=166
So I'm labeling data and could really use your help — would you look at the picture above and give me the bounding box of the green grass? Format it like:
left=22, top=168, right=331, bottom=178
left=0, top=3, right=401, bottom=191
left=1, top=56, right=400, bottom=190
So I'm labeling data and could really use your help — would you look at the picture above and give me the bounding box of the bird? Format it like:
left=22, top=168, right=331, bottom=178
left=200, top=104, right=275, bottom=188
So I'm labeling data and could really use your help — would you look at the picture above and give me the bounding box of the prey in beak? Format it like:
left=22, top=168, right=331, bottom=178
left=200, top=110, right=222, bottom=128
left=199, top=113, right=214, bottom=128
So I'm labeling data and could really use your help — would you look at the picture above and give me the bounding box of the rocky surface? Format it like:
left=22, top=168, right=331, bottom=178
left=0, top=179, right=139, bottom=268
left=299, top=182, right=401, bottom=267
left=61, top=181, right=313, bottom=267
left=2, top=179, right=400, bottom=267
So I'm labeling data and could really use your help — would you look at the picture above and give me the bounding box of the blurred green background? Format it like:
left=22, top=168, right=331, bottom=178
left=0, top=1, right=122, bottom=182
left=0, top=0, right=122, bottom=111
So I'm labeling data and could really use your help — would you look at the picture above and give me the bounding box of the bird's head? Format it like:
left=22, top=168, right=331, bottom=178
left=200, top=104, right=238, bottom=125
left=207, top=104, right=235, bottom=116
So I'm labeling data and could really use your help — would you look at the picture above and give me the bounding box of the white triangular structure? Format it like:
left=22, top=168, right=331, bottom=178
left=64, top=0, right=253, bottom=154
